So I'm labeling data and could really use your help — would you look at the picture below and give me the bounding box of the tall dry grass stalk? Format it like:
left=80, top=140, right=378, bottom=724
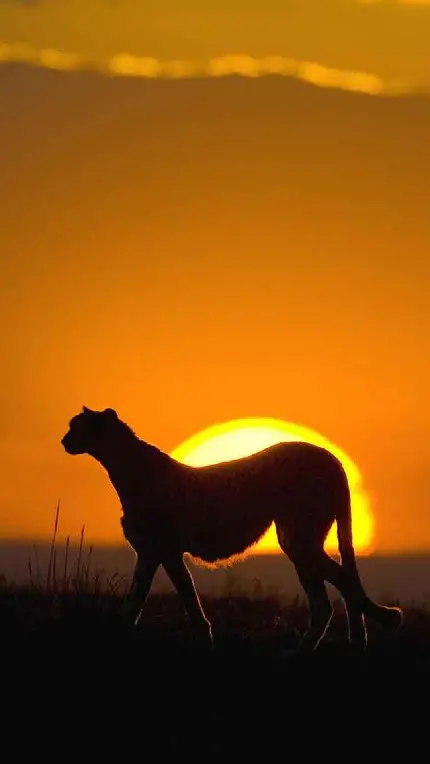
left=27, top=502, right=129, bottom=596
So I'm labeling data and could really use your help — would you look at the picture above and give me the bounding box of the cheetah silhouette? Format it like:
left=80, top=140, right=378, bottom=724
left=61, top=407, right=402, bottom=652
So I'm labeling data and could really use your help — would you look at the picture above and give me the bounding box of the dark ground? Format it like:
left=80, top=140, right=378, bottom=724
left=1, top=586, right=428, bottom=756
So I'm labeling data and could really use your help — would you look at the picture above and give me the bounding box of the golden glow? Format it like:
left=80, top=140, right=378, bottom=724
left=0, top=44, right=389, bottom=95
left=171, top=419, right=375, bottom=556
left=1, top=0, right=429, bottom=95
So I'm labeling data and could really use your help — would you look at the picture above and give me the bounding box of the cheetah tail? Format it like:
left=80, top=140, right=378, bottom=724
left=336, top=491, right=403, bottom=630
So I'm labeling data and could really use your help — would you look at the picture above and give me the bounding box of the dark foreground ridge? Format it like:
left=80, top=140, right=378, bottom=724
left=2, top=586, right=429, bottom=752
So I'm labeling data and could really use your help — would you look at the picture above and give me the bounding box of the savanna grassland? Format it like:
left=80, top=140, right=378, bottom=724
left=1, top=536, right=429, bottom=757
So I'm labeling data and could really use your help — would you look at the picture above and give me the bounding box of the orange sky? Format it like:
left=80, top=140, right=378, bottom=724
left=0, top=2, right=429, bottom=552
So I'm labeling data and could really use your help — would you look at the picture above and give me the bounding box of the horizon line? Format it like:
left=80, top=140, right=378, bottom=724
left=0, top=537, right=429, bottom=557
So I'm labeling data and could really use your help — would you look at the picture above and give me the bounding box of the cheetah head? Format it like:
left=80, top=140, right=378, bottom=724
left=61, top=406, right=119, bottom=456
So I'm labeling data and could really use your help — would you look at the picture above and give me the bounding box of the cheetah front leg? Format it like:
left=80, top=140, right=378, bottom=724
left=163, top=554, right=214, bottom=649
left=121, top=553, right=160, bottom=626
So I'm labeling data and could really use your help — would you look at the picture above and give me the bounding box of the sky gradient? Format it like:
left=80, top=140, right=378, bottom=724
left=1, top=2, right=429, bottom=554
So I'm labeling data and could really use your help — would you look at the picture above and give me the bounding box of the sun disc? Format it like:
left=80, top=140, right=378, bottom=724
left=171, top=418, right=374, bottom=556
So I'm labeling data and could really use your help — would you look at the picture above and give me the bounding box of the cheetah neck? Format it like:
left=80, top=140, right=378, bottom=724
left=92, top=436, right=175, bottom=515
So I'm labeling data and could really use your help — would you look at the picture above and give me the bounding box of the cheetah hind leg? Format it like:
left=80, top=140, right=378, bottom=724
left=293, top=558, right=334, bottom=653
left=276, top=525, right=334, bottom=654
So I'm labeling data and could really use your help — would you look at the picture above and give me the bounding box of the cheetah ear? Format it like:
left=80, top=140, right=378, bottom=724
left=103, top=408, right=118, bottom=419
left=82, top=406, right=92, bottom=414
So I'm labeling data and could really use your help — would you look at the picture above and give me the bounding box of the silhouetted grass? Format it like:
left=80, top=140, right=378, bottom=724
left=24, top=500, right=129, bottom=597
left=1, top=573, right=428, bottom=754
left=1, top=504, right=428, bottom=753
left=0, top=501, right=421, bottom=662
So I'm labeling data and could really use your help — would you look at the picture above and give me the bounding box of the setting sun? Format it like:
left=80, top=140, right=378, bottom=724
left=171, top=418, right=375, bottom=556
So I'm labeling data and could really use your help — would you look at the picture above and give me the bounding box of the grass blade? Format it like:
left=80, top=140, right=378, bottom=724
left=46, top=499, right=61, bottom=592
